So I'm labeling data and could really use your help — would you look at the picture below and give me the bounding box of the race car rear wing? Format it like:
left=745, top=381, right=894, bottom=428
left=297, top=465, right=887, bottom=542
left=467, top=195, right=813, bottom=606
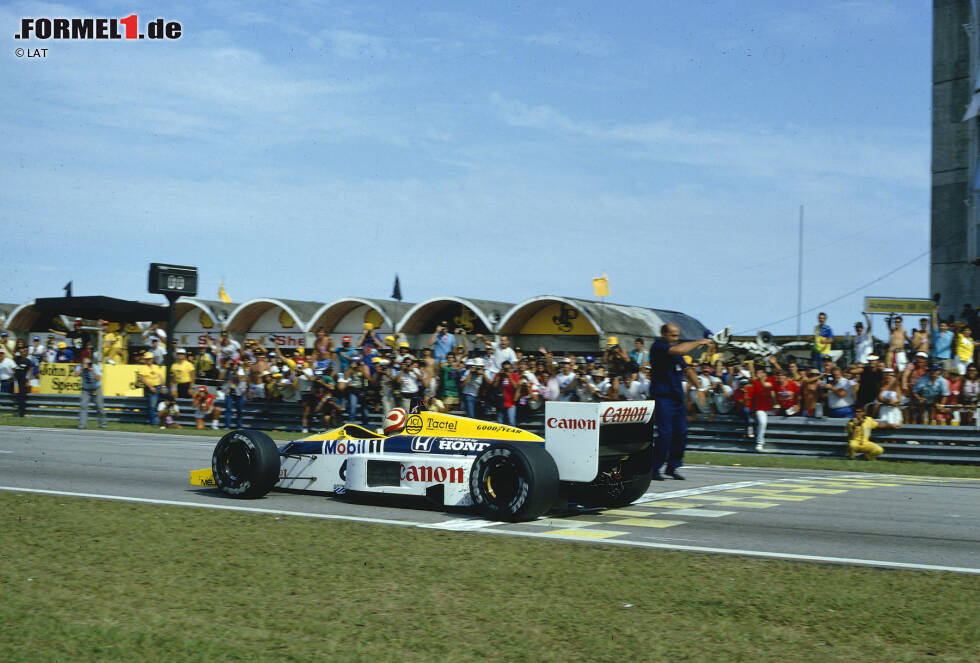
left=543, top=400, right=655, bottom=482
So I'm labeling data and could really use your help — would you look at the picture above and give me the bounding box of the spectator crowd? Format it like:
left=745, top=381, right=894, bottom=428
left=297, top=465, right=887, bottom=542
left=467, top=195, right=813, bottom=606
left=2, top=306, right=980, bottom=448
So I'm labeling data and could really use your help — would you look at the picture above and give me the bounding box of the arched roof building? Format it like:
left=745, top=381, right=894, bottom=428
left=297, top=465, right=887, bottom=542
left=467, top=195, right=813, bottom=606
left=498, top=296, right=707, bottom=352
left=307, top=298, right=415, bottom=336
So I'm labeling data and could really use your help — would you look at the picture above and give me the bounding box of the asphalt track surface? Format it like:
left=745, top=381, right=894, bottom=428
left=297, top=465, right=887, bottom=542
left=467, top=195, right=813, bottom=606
left=1, top=426, right=978, bottom=574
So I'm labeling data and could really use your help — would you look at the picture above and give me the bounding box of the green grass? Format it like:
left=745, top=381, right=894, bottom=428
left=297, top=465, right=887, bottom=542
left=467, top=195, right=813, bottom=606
left=0, top=492, right=976, bottom=663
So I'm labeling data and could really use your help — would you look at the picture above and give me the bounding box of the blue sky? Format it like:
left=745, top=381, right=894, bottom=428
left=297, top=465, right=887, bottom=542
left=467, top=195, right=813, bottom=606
left=1, top=1, right=933, bottom=336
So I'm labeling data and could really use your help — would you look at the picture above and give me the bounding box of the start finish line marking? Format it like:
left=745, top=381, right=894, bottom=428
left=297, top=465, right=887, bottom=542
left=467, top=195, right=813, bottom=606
left=1, top=484, right=977, bottom=576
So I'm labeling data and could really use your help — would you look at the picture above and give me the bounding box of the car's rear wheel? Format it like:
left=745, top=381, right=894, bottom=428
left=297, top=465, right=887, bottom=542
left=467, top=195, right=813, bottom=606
left=573, top=448, right=653, bottom=508
left=469, top=443, right=559, bottom=522
left=211, top=430, right=280, bottom=498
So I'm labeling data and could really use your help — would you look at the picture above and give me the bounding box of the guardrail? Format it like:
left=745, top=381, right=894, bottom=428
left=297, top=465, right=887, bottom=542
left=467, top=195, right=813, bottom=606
left=2, top=394, right=977, bottom=463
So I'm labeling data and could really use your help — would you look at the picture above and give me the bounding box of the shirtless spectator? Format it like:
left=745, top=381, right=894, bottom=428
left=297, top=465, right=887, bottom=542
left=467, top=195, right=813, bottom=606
left=887, top=315, right=910, bottom=372
left=909, top=317, right=930, bottom=357
left=877, top=370, right=903, bottom=425
left=901, top=352, right=929, bottom=420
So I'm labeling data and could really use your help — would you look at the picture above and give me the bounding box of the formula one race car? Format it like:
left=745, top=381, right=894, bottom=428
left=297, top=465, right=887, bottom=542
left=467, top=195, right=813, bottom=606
left=190, top=401, right=655, bottom=522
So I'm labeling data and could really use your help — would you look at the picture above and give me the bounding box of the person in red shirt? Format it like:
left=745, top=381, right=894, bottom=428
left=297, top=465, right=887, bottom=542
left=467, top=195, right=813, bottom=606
left=192, top=386, right=220, bottom=430
left=492, top=360, right=521, bottom=427
left=746, top=364, right=777, bottom=453
left=772, top=370, right=801, bottom=416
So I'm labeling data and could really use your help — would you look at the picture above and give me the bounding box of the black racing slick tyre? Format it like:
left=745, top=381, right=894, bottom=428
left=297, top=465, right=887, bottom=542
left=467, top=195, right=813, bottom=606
left=469, top=443, right=559, bottom=522
left=211, top=430, right=281, bottom=498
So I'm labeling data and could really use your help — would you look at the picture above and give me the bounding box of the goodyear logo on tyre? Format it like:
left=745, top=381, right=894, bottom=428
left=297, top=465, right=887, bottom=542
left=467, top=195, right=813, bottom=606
left=404, top=414, right=424, bottom=435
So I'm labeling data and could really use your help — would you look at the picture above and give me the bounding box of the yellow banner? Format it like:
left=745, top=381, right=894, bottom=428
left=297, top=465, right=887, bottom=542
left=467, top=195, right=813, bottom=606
left=864, top=297, right=934, bottom=315
left=38, top=363, right=144, bottom=397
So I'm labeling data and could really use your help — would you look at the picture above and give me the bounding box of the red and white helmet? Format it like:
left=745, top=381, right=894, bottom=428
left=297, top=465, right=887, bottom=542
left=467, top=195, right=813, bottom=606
left=383, top=408, right=407, bottom=435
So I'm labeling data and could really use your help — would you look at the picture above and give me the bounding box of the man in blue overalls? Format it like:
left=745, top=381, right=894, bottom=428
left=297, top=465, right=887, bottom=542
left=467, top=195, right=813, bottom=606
left=649, top=323, right=714, bottom=480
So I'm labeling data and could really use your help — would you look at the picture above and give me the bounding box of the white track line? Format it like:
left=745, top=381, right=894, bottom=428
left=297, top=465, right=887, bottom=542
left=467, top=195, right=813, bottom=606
left=2, top=484, right=977, bottom=575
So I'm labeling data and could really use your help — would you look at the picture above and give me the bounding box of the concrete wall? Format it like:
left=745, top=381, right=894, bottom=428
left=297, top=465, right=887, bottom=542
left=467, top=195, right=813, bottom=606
left=932, top=0, right=980, bottom=313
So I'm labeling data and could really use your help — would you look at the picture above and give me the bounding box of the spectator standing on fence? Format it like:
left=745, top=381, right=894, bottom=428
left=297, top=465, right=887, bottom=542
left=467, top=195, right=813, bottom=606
left=73, top=357, right=106, bottom=429
left=429, top=322, right=456, bottom=364
left=137, top=351, right=164, bottom=426
left=171, top=349, right=195, bottom=399
left=853, top=312, right=873, bottom=364
left=910, top=317, right=930, bottom=357
left=813, top=312, right=834, bottom=367
left=931, top=304, right=955, bottom=371
left=846, top=406, right=899, bottom=461
left=886, top=315, right=909, bottom=372
left=13, top=348, right=32, bottom=416
left=954, top=325, right=975, bottom=375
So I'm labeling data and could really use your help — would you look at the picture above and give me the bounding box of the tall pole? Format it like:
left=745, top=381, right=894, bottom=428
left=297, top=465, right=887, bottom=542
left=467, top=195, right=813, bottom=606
left=796, top=204, right=803, bottom=338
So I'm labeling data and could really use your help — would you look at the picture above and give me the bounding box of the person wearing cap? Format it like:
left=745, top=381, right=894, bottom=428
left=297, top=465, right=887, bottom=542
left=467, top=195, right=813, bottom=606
left=649, top=323, right=715, bottom=480
left=1, top=330, right=16, bottom=357
left=911, top=364, right=950, bottom=424
left=28, top=336, right=45, bottom=372
left=555, top=357, right=577, bottom=401
left=355, top=322, right=386, bottom=356
left=55, top=341, right=74, bottom=363
left=72, top=356, right=106, bottom=429
left=853, top=312, right=873, bottom=365
left=171, top=349, right=196, bottom=399
left=901, top=352, right=930, bottom=397
left=141, top=321, right=167, bottom=346
left=602, top=336, right=633, bottom=380
left=845, top=405, right=899, bottom=461
left=393, top=341, right=415, bottom=367
left=191, top=386, right=220, bottom=429
left=336, top=335, right=356, bottom=374
left=137, top=351, right=165, bottom=425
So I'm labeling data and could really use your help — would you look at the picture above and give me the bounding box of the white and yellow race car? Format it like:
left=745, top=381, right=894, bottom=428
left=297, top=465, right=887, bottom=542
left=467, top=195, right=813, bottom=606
left=191, top=401, right=655, bottom=522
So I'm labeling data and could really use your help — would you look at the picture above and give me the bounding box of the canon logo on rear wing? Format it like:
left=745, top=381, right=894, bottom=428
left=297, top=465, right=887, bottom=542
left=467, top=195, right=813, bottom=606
left=600, top=404, right=651, bottom=424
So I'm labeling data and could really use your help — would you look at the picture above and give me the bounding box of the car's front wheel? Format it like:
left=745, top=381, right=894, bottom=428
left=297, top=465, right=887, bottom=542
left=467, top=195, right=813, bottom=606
left=211, top=430, right=280, bottom=498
